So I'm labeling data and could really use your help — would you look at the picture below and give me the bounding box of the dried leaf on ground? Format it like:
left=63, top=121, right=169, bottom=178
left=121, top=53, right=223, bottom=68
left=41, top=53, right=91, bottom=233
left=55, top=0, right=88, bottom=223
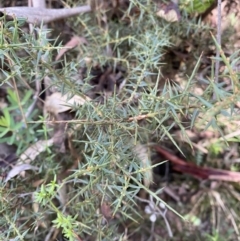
left=5, top=163, right=38, bottom=182
left=101, top=201, right=113, bottom=221
left=17, top=139, right=53, bottom=165
left=45, top=92, right=91, bottom=116
left=156, top=2, right=181, bottom=22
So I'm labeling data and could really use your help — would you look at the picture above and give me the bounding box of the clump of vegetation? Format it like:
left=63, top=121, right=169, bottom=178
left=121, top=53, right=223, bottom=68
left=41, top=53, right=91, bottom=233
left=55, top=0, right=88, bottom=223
left=1, top=0, right=240, bottom=240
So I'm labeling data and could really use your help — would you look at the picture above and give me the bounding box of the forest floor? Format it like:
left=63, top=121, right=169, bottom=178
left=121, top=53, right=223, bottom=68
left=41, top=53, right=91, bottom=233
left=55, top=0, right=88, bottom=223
left=1, top=1, right=240, bottom=241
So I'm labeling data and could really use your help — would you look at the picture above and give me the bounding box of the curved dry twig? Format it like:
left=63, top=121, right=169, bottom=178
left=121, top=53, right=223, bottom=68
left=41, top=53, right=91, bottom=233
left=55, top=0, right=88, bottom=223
left=0, top=5, right=91, bottom=24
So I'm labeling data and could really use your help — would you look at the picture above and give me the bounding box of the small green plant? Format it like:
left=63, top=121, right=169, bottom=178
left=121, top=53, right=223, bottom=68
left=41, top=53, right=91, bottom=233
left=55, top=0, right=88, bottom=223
left=0, top=89, right=39, bottom=151
left=180, top=0, right=215, bottom=14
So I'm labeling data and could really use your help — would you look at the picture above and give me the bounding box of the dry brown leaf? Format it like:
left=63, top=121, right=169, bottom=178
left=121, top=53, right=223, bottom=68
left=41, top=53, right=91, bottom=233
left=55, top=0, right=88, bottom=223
left=101, top=201, right=113, bottom=220
left=32, top=179, right=44, bottom=187
left=156, top=2, right=181, bottom=23
left=55, top=36, right=88, bottom=61
left=5, top=164, right=39, bottom=182
left=0, top=6, right=91, bottom=25
left=45, top=92, right=91, bottom=115
left=17, top=139, right=53, bottom=165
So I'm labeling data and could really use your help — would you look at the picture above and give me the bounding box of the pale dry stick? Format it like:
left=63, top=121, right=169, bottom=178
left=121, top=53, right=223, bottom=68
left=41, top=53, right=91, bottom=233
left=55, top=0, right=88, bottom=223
left=31, top=0, right=47, bottom=30
left=220, top=129, right=240, bottom=141
left=208, top=175, right=240, bottom=182
left=31, top=0, right=46, bottom=8
left=202, top=129, right=240, bottom=149
left=215, top=0, right=222, bottom=84
left=0, top=5, right=92, bottom=25
left=28, top=0, right=47, bottom=30
left=28, top=0, right=34, bottom=33
left=191, top=142, right=208, bottom=154
left=162, top=186, right=180, bottom=202
left=27, top=113, right=158, bottom=125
